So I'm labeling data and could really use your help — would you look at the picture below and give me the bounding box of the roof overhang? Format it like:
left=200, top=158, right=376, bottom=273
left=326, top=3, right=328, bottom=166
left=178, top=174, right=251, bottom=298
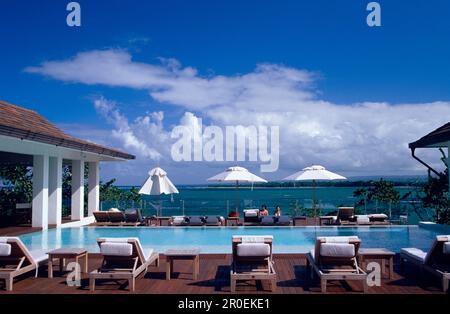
left=0, top=134, right=131, bottom=162
left=409, top=122, right=450, bottom=150
left=0, top=125, right=135, bottom=161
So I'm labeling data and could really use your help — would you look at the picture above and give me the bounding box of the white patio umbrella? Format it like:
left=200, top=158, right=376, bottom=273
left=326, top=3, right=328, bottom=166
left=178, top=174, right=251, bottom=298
left=207, top=166, right=267, bottom=216
left=139, top=167, right=179, bottom=216
left=283, top=165, right=347, bottom=221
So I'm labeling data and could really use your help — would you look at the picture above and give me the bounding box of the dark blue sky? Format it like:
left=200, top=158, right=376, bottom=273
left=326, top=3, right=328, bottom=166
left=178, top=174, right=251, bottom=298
left=1, top=0, right=450, bottom=122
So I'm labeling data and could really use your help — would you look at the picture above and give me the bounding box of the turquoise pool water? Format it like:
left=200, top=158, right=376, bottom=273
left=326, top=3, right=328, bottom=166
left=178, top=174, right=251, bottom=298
left=18, top=226, right=448, bottom=254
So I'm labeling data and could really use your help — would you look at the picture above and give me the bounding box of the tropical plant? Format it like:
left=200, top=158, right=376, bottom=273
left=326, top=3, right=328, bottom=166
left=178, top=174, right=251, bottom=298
left=416, top=169, right=449, bottom=224
left=0, top=165, right=33, bottom=217
left=353, top=179, right=400, bottom=217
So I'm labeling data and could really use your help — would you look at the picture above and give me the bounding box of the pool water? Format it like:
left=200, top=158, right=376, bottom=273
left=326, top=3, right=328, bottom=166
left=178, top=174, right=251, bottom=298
left=18, top=226, right=448, bottom=254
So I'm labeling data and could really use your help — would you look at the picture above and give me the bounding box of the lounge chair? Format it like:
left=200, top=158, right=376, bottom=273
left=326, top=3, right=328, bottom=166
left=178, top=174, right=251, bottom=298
left=243, top=209, right=260, bottom=224
left=124, top=208, right=144, bottom=226
left=93, top=211, right=110, bottom=226
left=204, top=216, right=222, bottom=226
left=337, top=207, right=355, bottom=224
left=260, top=216, right=275, bottom=226
left=108, top=211, right=126, bottom=225
left=400, top=235, right=450, bottom=292
left=230, top=235, right=276, bottom=292
left=306, top=236, right=367, bottom=293
left=171, top=216, right=189, bottom=226
left=275, top=215, right=291, bottom=226
left=0, top=237, right=48, bottom=291
left=319, top=215, right=338, bottom=225
left=89, top=237, right=159, bottom=292
left=188, top=216, right=206, bottom=226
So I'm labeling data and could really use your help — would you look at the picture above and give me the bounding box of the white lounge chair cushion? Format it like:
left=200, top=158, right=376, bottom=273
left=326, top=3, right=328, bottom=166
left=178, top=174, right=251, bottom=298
left=172, top=216, right=186, bottom=224
left=0, top=237, right=48, bottom=263
left=309, top=249, right=315, bottom=260
left=143, top=249, right=154, bottom=261
left=233, top=235, right=273, bottom=243
left=443, top=242, right=450, bottom=254
left=356, top=215, right=370, bottom=224
left=401, top=248, right=427, bottom=263
left=109, top=208, right=120, bottom=212
left=369, top=214, right=388, bottom=219
left=437, top=235, right=450, bottom=241
left=29, top=249, right=49, bottom=263
left=100, top=242, right=133, bottom=256
left=319, top=236, right=359, bottom=243
left=320, top=243, right=355, bottom=257
left=0, top=243, right=11, bottom=256
left=236, top=243, right=270, bottom=257
left=243, top=209, right=259, bottom=217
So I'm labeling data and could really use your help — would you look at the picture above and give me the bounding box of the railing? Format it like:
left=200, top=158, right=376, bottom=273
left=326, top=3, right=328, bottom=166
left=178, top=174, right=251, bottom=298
left=99, top=196, right=430, bottom=224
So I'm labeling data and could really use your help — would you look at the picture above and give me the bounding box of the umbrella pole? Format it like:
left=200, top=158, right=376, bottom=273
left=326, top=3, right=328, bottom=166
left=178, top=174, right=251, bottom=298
left=235, top=180, right=239, bottom=216
left=313, top=180, right=317, bottom=225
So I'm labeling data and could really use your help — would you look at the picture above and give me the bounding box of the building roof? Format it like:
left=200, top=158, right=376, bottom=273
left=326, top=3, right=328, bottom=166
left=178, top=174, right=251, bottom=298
left=0, top=100, right=135, bottom=160
left=409, top=122, right=450, bottom=149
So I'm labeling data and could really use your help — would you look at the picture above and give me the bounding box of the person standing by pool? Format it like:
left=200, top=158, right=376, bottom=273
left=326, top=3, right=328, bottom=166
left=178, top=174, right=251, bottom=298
left=260, top=205, right=269, bottom=216
left=274, top=206, right=282, bottom=217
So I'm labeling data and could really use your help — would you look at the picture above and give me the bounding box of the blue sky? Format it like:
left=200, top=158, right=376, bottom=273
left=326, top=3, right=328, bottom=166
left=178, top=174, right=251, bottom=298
left=1, top=0, right=450, bottom=184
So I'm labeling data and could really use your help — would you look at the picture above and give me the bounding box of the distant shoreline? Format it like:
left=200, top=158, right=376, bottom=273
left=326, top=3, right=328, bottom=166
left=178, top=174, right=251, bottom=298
left=118, top=184, right=422, bottom=190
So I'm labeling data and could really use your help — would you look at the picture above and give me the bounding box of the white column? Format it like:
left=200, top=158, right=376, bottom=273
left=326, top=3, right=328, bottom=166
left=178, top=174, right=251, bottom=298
left=88, top=161, right=100, bottom=216
left=71, top=159, right=85, bottom=221
left=32, top=155, right=49, bottom=229
left=48, top=156, right=62, bottom=226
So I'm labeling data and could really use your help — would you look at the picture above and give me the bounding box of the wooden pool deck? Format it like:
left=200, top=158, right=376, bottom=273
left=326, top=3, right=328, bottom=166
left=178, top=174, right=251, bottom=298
left=0, top=225, right=447, bottom=294
left=0, top=253, right=446, bottom=294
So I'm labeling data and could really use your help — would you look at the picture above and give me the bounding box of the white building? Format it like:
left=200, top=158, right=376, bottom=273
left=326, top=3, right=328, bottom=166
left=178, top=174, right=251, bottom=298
left=0, top=100, right=135, bottom=229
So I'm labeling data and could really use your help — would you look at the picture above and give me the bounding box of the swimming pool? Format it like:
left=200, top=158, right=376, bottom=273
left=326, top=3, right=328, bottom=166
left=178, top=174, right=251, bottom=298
left=18, top=225, right=449, bottom=254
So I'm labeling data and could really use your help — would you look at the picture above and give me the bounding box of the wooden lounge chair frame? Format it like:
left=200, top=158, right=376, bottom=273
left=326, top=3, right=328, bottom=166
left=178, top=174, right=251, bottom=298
left=123, top=208, right=144, bottom=226
left=0, top=237, right=45, bottom=291
left=230, top=236, right=276, bottom=292
left=337, top=207, right=355, bottom=225
left=107, top=211, right=126, bottom=226
left=93, top=211, right=110, bottom=226
left=89, top=238, right=159, bottom=292
left=400, top=235, right=450, bottom=292
left=306, top=237, right=367, bottom=293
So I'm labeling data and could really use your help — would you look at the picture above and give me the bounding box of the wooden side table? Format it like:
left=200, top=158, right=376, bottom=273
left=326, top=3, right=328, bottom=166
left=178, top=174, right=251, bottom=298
left=358, top=248, right=395, bottom=279
left=293, top=216, right=307, bottom=226
left=319, top=216, right=335, bottom=226
left=156, top=216, right=172, bottom=226
left=165, top=249, right=200, bottom=280
left=47, top=248, right=88, bottom=278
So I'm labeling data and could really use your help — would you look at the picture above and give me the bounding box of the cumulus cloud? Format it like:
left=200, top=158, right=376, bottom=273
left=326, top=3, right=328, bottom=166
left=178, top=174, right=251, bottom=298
left=26, top=49, right=450, bottom=181
left=93, top=97, right=164, bottom=160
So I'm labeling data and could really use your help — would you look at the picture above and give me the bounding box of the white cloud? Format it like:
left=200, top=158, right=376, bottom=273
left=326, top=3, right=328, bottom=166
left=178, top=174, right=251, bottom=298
left=26, top=49, right=450, bottom=182
left=93, top=97, right=163, bottom=160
